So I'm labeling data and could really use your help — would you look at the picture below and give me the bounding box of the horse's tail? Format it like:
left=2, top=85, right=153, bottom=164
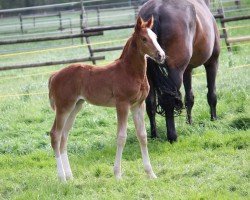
left=48, top=73, right=56, bottom=111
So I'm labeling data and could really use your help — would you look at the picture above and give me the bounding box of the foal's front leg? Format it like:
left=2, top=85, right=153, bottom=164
left=131, top=102, right=157, bottom=179
left=113, top=102, right=129, bottom=179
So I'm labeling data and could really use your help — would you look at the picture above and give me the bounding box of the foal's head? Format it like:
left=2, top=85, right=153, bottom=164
left=134, top=16, right=165, bottom=64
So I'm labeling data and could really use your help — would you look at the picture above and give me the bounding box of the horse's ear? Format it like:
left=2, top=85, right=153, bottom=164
left=146, top=16, right=154, bottom=29
left=135, top=16, right=144, bottom=32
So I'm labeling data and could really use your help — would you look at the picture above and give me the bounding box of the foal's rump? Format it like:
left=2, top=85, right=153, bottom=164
left=48, top=64, right=90, bottom=111
left=48, top=63, right=117, bottom=109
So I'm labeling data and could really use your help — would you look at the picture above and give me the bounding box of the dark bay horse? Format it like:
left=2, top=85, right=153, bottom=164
left=48, top=17, right=165, bottom=181
left=138, top=0, right=220, bottom=142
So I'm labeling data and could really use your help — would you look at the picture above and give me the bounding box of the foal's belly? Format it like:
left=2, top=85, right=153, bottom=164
left=81, top=84, right=148, bottom=108
left=81, top=87, right=116, bottom=107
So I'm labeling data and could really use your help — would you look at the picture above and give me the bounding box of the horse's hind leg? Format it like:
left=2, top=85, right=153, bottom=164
left=204, top=55, right=219, bottom=120
left=183, top=67, right=194, bottom=124
left=60, top=100, right=84, bottom=180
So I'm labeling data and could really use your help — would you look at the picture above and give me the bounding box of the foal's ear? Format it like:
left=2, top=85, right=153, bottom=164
left=146, top=16, right=154, bottom=29
left=135, top=16, right=144, bottom=32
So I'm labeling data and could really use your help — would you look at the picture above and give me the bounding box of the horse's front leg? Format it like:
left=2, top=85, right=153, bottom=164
left=165, top=102, right=178, bottom=142
left=113, top=101, right=129, bottom=179
left=146, top=84, right=158, bottom=138
left=131, top=102, right=157, bottom=179
left=163, top=68, right=184, bottom=142
left=146, top=60, right=159, bottom=138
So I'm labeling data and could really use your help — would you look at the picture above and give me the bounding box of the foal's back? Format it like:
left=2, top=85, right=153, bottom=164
left=49, top=61, right=149, bottom=109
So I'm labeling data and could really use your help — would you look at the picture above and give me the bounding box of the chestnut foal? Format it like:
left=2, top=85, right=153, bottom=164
left=48, top=16, right=165, bottom=181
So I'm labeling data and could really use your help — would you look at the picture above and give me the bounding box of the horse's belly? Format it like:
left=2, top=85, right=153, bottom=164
left=190, top=24, right=215, bottom=66
left=190, top=44, right=213, bottom=66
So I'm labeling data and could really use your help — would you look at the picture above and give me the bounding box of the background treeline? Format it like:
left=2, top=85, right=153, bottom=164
left=0, top=0, right=143, bottom=9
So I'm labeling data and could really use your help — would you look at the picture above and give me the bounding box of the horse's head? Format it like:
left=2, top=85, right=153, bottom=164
left=134, top=16, right=165, bottom=64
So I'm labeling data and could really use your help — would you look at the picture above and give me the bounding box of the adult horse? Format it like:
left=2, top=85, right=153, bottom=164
left=138, top=0, right=220, bottom=142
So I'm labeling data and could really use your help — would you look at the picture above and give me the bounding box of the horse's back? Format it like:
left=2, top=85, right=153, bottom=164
left=139, top=0, right=219, bottom=67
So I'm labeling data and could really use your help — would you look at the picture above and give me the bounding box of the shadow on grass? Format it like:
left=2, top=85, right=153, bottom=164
left=230, top=117, right=250, bottom=130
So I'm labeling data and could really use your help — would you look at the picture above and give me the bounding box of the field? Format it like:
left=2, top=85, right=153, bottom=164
left=0, top=2, right=250, bottom=200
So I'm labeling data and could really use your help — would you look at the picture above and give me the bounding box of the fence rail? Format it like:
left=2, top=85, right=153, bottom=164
left=0, top=32, right=102, bottom=45
left=0, top=56, right=105, bottom=71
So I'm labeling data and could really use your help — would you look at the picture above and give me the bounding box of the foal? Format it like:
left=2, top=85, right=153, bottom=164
left=49, top=16, right=165, bottom=181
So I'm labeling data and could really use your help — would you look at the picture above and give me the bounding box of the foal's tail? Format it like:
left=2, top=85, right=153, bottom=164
left=48, top=73, right=56, bottom=111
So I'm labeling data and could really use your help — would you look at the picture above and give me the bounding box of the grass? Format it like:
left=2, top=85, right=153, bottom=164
left=0, top=2, right=250, bottom=200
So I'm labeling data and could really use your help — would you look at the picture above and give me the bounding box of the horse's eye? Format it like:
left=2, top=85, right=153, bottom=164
left=142, top=37, right=147, bottom=43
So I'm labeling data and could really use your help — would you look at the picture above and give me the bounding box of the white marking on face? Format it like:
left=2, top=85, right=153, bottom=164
left=146, top=28, right=165, bottom=61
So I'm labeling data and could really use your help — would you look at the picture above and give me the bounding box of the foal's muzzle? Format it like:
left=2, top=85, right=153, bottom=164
left=156, top=51, right=166, bottom=64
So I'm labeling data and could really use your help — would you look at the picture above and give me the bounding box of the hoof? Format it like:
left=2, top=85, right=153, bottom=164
left=66, top=175, right=73, bottom=180
left=58, top=176, right=67, bottom=182
left=114, top=169, right=122, bottom=180
left=167, top=134, right=178, bottom=143
left=186, top=119, right=193, bottom=125
left=148, top=172, right=157, bottom=179
left=115, top=174, right=122, bottom=180
left=150, top=131, right=159, bottom=139
left=211, top=116, right=217, bottom=121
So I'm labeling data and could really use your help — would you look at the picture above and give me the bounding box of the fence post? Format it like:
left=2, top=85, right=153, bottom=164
left=69, top=18, right=73, bottom=45
left=218, top=8, right=231, bottom=52
left=235, top=0, right=240, bottom=9
left=59, top=11, right=63, bottom=31
left=19, top=14, right=24, bottom=34
left=33, top=17, right=36, bottom=27
left=97, top=7, right=100, bottom=26
left=80, top=0, right=96, bottom=64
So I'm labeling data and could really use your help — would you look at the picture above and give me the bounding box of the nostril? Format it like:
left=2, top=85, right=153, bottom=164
left=157, top=51, right=161, bottom=59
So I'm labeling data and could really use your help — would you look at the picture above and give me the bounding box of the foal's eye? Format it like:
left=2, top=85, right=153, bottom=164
left=142, top=37, right=147, bottom=43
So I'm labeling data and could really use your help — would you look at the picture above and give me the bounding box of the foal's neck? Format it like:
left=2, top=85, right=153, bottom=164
left=119, top=35, right=147, bottom=79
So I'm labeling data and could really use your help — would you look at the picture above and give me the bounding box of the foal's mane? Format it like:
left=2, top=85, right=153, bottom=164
left=119, top=36, right=135, bottom=60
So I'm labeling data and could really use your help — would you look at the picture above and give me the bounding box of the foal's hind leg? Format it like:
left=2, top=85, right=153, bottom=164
left=183, top=67, right=194, bottom=124
left=204, top=57, right=219, bottom=121
left=50, top=111, right=71, bottom=181
left=131, top=102, right=156, bottom=179
left=60, top=100, right=84, bottom=180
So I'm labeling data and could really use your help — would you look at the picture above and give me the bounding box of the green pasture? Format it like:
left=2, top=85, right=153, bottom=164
left=0, top=2, right=250, bottom=200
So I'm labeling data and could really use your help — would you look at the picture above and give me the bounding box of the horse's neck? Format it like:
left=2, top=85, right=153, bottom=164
left=119, top=36, right=146, bottom=79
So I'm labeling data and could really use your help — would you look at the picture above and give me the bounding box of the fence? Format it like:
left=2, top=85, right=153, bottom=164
left=0, top=0, right=249, bottom=71
left=211, top=0, right=250, bottom=51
